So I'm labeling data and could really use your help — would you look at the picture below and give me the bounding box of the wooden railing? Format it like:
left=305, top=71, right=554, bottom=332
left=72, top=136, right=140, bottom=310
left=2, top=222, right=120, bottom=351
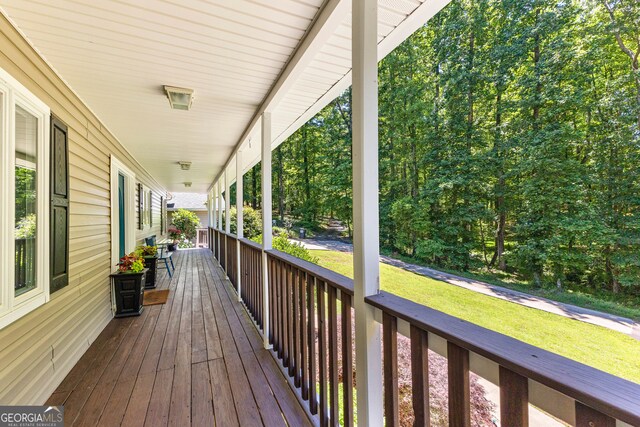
left=367, top=291, right=640, bottom=427
left=214, top=229, right=220, bottom=260
left=266, top=249, right=354, bottom=427
left=208, top=227, right=215, bottom=257
left=239, top=239, right=264, bottom=328
left=213, top=242, right=640, bottom=427
left=226, top=234, right=237, bottom=287
left=219, top=231, right=227, bottom=270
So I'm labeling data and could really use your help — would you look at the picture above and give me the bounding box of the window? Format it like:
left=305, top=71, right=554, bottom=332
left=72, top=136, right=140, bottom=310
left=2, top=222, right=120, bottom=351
left=0, top=67, right=50, bottom=330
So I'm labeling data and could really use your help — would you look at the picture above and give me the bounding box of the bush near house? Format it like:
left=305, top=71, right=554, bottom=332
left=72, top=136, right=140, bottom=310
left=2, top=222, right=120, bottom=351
left=229, top=205, right=262, bottom=239
left=171, top=208, right=199, bottom=241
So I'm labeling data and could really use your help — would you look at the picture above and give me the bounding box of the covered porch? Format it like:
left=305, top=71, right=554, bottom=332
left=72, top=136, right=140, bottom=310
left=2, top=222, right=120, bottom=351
left=46, top=248, right=312, bottom=427
left=0, top=0, right=638, bottom=425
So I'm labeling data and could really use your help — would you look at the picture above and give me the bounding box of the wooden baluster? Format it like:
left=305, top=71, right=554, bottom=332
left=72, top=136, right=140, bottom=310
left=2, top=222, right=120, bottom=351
left=253, top=249, right=257, bottom=322
left=499, top=366, right=528, bottom=427
left=286, top=264, right=294, bottom=374
left=300, top=271, right=309, bottom=400
left=447, top=342, right=470, bottom=427
left=575, top=402, right=615, bottom=427
left=258, top=250, right=263, bottom=327
left=308, top=275, right=318, bottom=414
left=341, top=293, right=354, bottom=427
left=318, top=280, right=328, bottom=426
left=282, top=262, right=290, bottom=366
left=328, top=285, right=339, bottom=426
left=277, top=259, right=284, bottom=359
left=292, top=267, right=300, bottom=384
left=410, top=325, right=429, bottom=427
left=383, top=312, right=399, bottom=427
left=269, top=257, right=275, bottom=345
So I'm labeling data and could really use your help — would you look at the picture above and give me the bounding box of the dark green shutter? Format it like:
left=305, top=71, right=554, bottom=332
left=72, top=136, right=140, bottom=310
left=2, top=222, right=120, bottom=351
left=138, top=183, right=143, bottom=230
left=50, top=116, right=69, bottom=292
left=149, top=190, right=153, bottom=227
left=160, top=196, right=164, bottom=233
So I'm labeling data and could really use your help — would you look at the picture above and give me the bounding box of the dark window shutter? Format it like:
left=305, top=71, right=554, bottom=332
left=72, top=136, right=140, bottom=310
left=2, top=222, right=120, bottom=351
left=149, top=190, right=153, bottom=227
left=160, top=196, right=164, bottom=233
left=138, top=183, right=143, bottom=230
left=50, top=116, right=69, bottom=292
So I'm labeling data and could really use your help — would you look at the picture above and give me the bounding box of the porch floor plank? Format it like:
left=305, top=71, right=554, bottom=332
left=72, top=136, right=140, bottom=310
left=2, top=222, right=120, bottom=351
left=46, top=249, right=313, bottom=427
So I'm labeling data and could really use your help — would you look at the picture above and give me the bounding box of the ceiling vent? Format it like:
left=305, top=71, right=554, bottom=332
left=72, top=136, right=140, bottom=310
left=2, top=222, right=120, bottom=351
left=164, top=85, right=194, bottom=110
left=178, top=161, right=191, bottom=171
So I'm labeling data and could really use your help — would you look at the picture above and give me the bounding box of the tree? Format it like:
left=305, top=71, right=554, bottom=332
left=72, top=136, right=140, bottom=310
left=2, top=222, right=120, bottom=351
left=171, top=208, right=200, bottom=240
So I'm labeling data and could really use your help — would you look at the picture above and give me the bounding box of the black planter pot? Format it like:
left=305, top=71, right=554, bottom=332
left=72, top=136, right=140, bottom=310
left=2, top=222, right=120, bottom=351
left=111, top=269, right=147, bottom=318
left=167, top=242, right=177, bottom=251
left=143, top=256, right=158, bottom=289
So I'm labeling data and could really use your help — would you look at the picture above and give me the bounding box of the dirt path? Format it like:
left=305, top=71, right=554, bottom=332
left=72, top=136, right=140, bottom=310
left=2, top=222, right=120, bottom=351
left=293, top=238, right=640, bottom=338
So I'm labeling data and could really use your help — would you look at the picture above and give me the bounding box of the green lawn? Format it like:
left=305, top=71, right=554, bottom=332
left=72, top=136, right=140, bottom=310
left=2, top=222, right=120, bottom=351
left=313, top=249, right=640, bottom=384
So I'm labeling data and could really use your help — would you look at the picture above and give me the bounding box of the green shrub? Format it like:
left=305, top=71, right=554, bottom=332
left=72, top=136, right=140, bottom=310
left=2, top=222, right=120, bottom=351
left=229, top=205, right=262, bottom=239
left=254, top=234, right=318, bottom=263
left=273, top=226, right=292, bottom=238
left=171, top=208, right=199, bottom=240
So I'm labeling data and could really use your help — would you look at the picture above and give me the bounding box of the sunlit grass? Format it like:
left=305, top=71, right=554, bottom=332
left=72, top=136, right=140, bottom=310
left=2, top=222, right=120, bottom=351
left=313, top=249, right=640, bottom=383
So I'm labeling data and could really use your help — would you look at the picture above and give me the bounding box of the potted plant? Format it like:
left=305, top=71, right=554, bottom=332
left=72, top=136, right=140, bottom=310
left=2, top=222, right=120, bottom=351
left=135, top=244, right=158, bottom=289
left=167, top=226, right=181, bottom=251
left=110, top=252, right=148, bottom=317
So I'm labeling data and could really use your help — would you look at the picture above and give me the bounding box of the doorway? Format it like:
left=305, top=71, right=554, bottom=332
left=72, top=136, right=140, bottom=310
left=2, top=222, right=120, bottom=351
left=118, top=173, right=125, bottom=259
left=110, top=156, right=135, bottom=271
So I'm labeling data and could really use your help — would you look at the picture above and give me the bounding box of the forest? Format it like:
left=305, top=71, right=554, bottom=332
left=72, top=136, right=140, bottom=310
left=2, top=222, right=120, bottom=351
left=239, top=0, right=640, bottom=299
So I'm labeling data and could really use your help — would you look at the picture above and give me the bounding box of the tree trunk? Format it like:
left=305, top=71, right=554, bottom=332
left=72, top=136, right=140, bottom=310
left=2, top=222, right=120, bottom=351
left=493, top=90, right=507, bottom=271
left=532, top=7, right=542, bottom=130
left=601, top=0, right=640, bottom=128
left=302, top=126, right=311, bottom=221
left=277, top=148, right=285, bottom=222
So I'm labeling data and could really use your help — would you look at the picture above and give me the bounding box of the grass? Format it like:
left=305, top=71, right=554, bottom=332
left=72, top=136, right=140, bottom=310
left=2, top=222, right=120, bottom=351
left=380, top=248, right=640, bottom=320
left=313, top=249, right=640, bottom=384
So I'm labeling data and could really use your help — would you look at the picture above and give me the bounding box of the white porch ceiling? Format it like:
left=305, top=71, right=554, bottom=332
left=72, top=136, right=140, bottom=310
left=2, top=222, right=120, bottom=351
left=0, top=0, right=452, bottom=193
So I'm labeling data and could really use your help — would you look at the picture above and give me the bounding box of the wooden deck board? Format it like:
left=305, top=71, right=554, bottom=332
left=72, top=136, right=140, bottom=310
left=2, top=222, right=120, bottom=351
left=48, top=249, right=313, bottom=427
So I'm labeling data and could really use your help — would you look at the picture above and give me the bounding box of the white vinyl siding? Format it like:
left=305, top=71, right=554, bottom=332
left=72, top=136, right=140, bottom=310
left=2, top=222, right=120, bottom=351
left=0, top=12, right=167, bottom=404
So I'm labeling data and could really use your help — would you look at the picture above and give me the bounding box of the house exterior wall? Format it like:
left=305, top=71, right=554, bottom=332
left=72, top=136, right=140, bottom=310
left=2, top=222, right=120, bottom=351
left=0, top=13, right=167, bottom=404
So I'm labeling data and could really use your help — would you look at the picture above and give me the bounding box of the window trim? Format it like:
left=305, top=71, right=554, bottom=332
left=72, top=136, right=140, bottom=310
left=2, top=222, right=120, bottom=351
left=0, top=67, right=50, bottom=330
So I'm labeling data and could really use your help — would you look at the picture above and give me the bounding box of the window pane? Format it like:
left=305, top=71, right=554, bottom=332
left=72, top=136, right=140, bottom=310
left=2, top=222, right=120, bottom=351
left=15, top=105, right=38, bottom=296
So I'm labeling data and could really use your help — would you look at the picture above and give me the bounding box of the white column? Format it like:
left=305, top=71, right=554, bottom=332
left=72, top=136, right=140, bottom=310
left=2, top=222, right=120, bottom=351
left=212, top=186, right=217, bottom=230
left=217, top=180, right=223, bottom=230
left=225, top=169, right=231, bottom=235
left=236, top=151, right=243, bottom=302
left=352, top=0, right=383, bottom=425
left=261, top=112, right=273, bottom=349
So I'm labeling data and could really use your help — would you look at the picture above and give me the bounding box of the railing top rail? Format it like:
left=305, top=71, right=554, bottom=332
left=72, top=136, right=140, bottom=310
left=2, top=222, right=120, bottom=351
left=366, top=291, right=640, bottom=425
left=238, top=238, right=263, bottom=251
left=217, top=230, right=238, bottom=239
left=266, top=249, right=354, bottom=296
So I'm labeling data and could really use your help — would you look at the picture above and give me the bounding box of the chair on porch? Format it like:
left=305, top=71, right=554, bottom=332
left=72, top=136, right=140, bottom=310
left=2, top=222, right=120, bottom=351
left=146, top=235, right=175, bottom=278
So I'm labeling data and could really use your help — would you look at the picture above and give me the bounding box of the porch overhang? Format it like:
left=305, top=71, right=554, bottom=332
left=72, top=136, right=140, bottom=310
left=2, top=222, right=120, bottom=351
left=0, top=0, right=452, bottom=193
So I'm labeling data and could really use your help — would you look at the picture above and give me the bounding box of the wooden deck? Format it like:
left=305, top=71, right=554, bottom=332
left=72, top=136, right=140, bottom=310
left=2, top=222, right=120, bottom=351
left=46, top=249, right=313, bottom=427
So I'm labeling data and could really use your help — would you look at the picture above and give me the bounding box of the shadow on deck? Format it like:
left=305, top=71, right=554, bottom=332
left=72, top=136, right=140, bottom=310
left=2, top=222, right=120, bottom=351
left=46, top=249, right=313, bottom=427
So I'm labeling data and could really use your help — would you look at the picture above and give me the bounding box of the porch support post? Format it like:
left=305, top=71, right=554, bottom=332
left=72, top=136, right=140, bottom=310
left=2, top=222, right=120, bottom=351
left=212, top=185, right=217, bottom=230
left=352, top=0, right=383, bottom=425
left=236, top=151, right=243, bottom=302
left=217, top=180, right=223, bottom=230
left=225, top=169, right=231, bottom=235
left=261, top=112, right=273, bottom=349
